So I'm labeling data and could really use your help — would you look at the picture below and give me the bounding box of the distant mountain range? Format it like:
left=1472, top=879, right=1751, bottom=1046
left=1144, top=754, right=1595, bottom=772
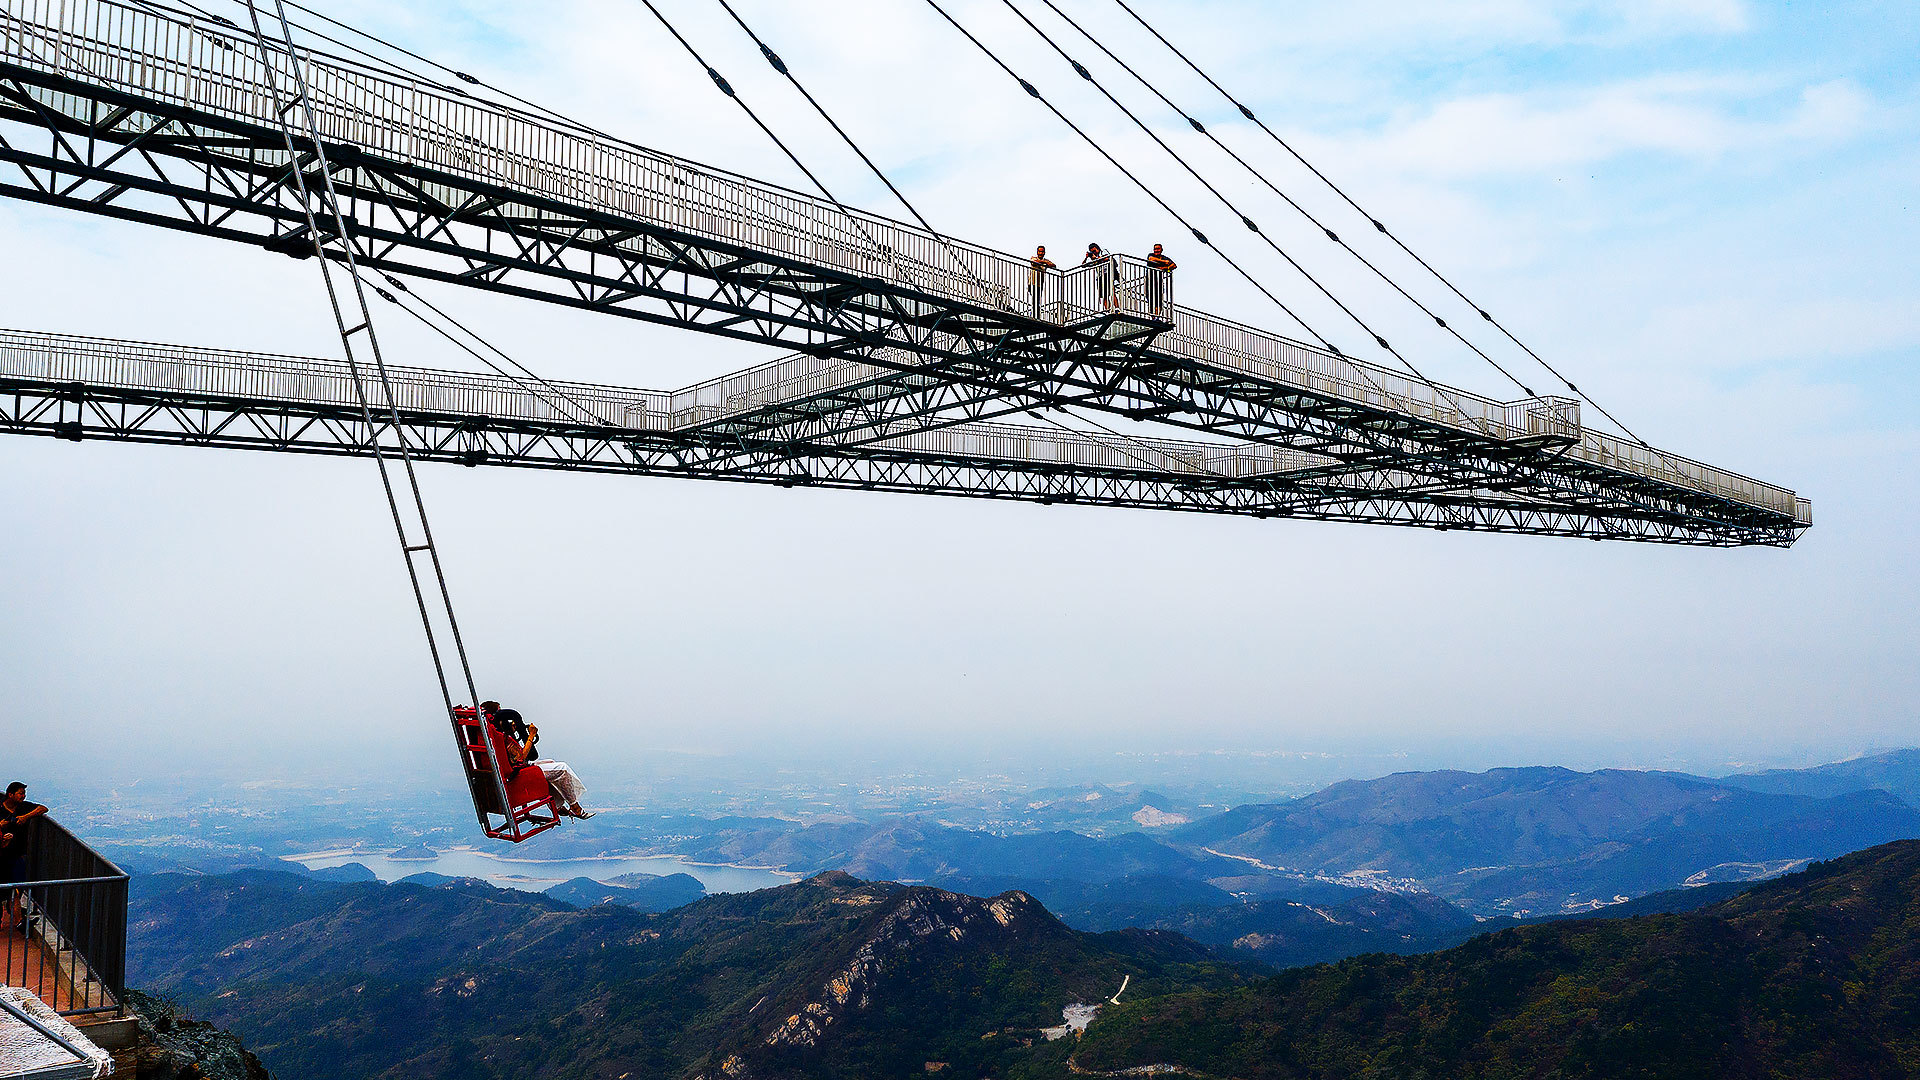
left=1719, top=747, right=1920, bottom=805
left=1069, top=838, right=1920, bottom=1079
left=654, top=754, right=1920, bottom=919
left=1171, top=763, right=1920, bottom=914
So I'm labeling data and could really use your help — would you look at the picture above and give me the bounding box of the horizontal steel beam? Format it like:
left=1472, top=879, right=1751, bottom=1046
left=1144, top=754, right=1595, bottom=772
left=0, top=330, right=1794, bottom=545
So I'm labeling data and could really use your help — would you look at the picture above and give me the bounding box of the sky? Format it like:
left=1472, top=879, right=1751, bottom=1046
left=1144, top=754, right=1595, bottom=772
left=2, top=0, right=1916, bottom=791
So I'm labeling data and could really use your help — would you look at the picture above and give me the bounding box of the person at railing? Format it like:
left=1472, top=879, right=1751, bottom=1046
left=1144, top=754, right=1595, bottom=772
left=1, top=781, right=48, bottom=933
left=1083, top=243, right=1117, bottom=311
left=1145, top=244, right=1177, bottom=318
left=1028, top=245, right=1057, bottom=317
left=480, top=702, right=594, bottom=819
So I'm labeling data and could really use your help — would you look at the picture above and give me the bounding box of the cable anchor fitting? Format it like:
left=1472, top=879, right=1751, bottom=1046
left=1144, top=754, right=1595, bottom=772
left=1018, top=78, right=1042, bottom=99
left=758, top=44, right=788, bottom=74
left=707, top=68, right=735, bottom=96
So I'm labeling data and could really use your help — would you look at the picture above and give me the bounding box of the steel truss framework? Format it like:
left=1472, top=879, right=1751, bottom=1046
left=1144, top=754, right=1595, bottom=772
left=0, top=0, right=1808, bottom=545
left=0, top=330, right=1794, bottom=543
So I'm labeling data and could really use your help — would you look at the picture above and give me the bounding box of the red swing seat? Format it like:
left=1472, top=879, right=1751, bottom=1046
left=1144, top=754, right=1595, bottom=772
left=452, top=705, right=562, bottom=842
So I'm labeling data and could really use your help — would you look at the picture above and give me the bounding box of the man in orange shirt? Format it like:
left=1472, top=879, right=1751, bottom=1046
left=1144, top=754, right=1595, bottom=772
left=1145, top=243, right=1176, bottom=316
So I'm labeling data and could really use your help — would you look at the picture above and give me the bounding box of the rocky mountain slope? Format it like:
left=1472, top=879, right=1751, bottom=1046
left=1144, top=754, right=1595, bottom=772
left=128, top=870, right=1238, bottom=1080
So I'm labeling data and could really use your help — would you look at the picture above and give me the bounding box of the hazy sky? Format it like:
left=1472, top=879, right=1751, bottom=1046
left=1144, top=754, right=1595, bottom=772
left=3, top=0, right=1916, bottom=789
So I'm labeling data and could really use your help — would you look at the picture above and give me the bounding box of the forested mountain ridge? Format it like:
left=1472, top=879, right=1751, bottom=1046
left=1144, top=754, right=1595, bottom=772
left=129, top=869, right=1237, bottom=1080
left=1066, top=838, right=1920, bottom=1080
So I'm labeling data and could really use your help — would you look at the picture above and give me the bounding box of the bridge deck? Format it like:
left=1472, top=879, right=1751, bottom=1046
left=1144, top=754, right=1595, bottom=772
left=2, top=329, right=1802, bottom=544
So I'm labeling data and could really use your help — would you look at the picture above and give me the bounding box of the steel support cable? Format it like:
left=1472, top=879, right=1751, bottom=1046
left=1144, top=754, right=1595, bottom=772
left=1108, top=0, right=1653, bottom=447
left=709, top=0, right=994, bottom=299
left=635, top=0, right=935, bottom=290
left=243, top=0, right=501, bottom=813
left=919, top=0, right=1332, bottom=352
left=368, top=275, right=620, bottom=429
left=990, top=0, right=1490, bottom=434
left=1029, top=0, right=1537, bottom=400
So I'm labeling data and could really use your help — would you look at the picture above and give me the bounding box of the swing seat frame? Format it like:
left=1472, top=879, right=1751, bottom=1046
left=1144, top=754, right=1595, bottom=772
left=452, top=705, right=563, bottom=842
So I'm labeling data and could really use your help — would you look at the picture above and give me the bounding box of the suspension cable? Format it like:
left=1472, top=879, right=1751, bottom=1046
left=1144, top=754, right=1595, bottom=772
left=920, top=0, right=1334, bottom=353
left=989, top=0, right=1487, bottom=430
left=1029, top=0, right=1538, bottom=400
left=1109, top=0, right=1652, bottom=445
left=369, top=275, right=620, bottom=429
left=634, top=0, right=924, bottom=286
left=710, top=0, right=993, bottom=298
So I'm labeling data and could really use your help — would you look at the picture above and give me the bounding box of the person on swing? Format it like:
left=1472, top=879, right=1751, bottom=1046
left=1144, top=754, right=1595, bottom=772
left=480, top=701, right=594, bottom=819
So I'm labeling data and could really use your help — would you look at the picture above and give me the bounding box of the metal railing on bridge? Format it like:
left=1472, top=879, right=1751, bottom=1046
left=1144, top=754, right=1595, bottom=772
left=3, top=817, right=127, bottom=1017
left=0, top=328, right=1332, bottom=479
left=0, top=328, right=667, bottom=428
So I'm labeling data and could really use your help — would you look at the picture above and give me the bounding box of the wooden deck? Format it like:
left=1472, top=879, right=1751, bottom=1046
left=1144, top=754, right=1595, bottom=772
left=2, top=918, right=115, bottom=1015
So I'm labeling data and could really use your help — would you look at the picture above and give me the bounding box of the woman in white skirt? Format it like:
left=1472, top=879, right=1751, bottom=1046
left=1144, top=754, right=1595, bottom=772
left=483, top=702, right=595, bottom=819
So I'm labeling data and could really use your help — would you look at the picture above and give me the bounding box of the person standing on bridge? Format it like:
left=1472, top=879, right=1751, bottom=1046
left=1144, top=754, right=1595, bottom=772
left=1028, top=245, right=1057, bottom=319
left=1145, top=243, right=1176, bottom=317
left=1083, top=243, right=1116, bottom=312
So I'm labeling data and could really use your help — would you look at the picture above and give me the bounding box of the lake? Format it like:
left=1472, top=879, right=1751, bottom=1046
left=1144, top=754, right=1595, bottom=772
left=287, top=848, right=799, bottom=894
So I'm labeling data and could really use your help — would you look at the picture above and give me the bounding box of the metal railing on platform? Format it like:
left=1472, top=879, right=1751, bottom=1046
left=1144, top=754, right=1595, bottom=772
left=1027, top=255, right=1174, bottom=324
left=4, top=817, right=127, bottom=1017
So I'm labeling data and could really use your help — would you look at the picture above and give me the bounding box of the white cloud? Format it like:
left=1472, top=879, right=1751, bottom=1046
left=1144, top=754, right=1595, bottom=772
left=1304, top=77, right=1877, bottom=180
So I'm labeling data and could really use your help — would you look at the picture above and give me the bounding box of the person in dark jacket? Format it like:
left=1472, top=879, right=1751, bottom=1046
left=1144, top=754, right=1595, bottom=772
left=2, top=782, right=48, bottom=931
left=1083, top=243, right=1115, bottom=311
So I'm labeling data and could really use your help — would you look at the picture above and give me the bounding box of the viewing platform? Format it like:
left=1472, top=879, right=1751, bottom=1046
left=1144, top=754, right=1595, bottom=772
left=2, top=817, right=125, bottom=1021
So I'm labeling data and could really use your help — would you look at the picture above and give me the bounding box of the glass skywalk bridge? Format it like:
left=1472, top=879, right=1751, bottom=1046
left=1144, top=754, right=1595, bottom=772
left=0, top=0, right=1808, bottom=544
